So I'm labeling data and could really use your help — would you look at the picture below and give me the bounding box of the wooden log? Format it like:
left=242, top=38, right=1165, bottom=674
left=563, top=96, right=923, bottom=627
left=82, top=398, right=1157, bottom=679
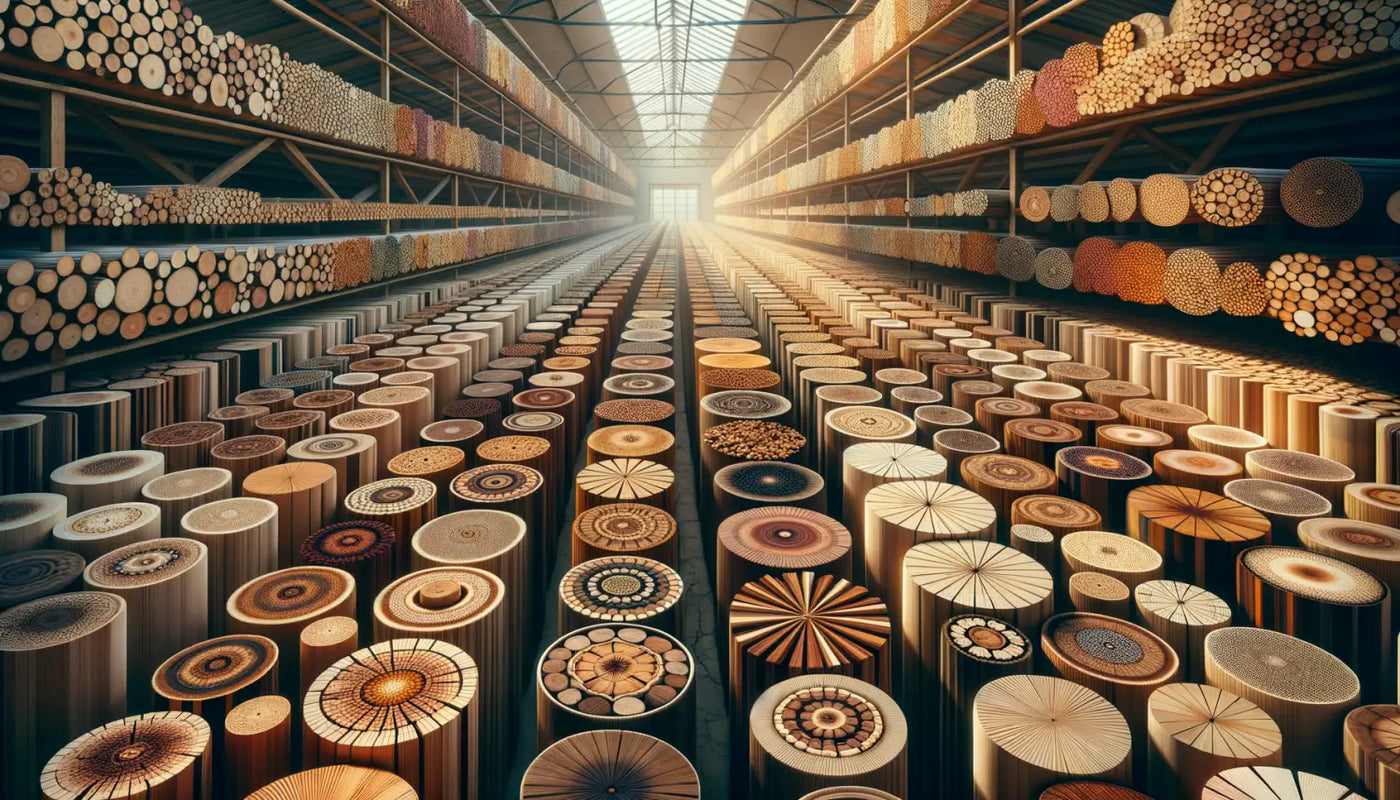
left=841, top=442, right=947, bottom=581
left=224, top=696, right=293, bottom=800
left=1068, top=572, right=1131, bottom=617
left=50, top=450, right=165, bottom=513
left=961, top=454, right=1057, bottom=540
left=285, top=433, right=379, bottom=499
left=1202, top=766, right=1367, bottom=800
left=1320, top=403, right=1381, bottom=482
left=243, top=462, right=339, bottom=569
left=537, top=623, right=696, bottom=761
left=572, top=503, right=677, bottom=567
left=0, top=591, right=127, bottom=800
left=300, top=520, right=395, bottom=624
left=303, top=637, right=478, bottom=800
left=292, top=613, right=360, bottom=704
left=211, top=435, right=287, bottom=489
left=226, top=566, right=355, bottom=698
left=1134, top=579, right=1231, bottom=682
left=1121, top=398, right=1209, bottom=449
left=1147, top=683, right=1282, bottom=800
left=716, top=506, right=852, bottom=627
left=53, top=501, right=161, bottom=561
left=410, top=510, right=531, bottom=639
left=83, top=537, right=208, bottom=710
left=141, top=421, right=226, bottom=471
left=714, top=461, right=826, bottom=522
left=521, top=730, right=698, bottom=800
left=141, top=467, right=235, bottom=538
left=575, top=458, right=676, bottom=512
left=904, top=539, right=1054, bottom=796
left=0, top=493, right=68, bottom=555
left=39, top=711, right=211, bottom=800
left=1056, top=446, right=1153, bottom=529
left=1127, top=484, right=1270, bottom=598
left=1238, top=545, right=1392, bottom=700
left=972, top=674, right=1132, bottom=800
left=0, top=548, right=85, bottom=609
left=19, top=391, right=130, bottom=456
left=1345, top=705, right=1400, bottom=800
left=330, top=407, right=403, bottom=474
left=1153, top=449, right=1243, bottom=494
left=178, top=497, right=278, bottom=638
left=749, top=674, right=907, bottom=799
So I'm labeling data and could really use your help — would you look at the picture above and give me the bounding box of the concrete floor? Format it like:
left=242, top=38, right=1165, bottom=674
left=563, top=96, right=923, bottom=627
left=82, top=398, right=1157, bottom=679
left=505, top=359, right=729, bottom=795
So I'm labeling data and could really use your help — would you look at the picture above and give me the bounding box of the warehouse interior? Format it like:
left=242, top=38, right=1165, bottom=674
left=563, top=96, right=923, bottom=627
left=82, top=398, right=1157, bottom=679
left=0, top=0, right=1399, bottom=798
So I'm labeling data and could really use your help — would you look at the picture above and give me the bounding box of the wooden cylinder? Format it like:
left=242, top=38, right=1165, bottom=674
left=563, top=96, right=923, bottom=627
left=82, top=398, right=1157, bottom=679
left=1003, top=419, right=1083, bottom=467
left=239, top=389, right=296, bottom=413
left=1068, top=572, right=1131, bottom=617
left=330, top=409, right=402, bottom=475
left=699, top=390, right=791, bottom=431
left=299, top=520, right=396, bottom=624
left=1147, top=683, right=1282, bottom=800
left=53, top=501, right=162, bottom=562
left=303, top=638, right=478, bottom=800
left=904, top=539, right=1054, bottom=796
left=226, top=566, right=355, bottom=697
left=0, top=414, right=48, bottom=494
left=933, top=429, right=1002, bottom=487
left=1121, top=399, right=1209, bottom=449
left=1056, top=446, right=1153, bottom=530
left=243, top=462, right=339, bottom=570
left=961, top=454, right=1057, bottom=540
left=0, top=591, right=127, bottom=800
left=50, top=450, right=165, bottom=513
left=1049, top=401, right=1119, bottom=442
left=749, top=674, right=907, bottom=800
left=972, top=674, right=1132, bottom=800
left=297, top=616, right=358, bottom=703
left=1346, top=484, right=1400, bottom=529
left=559, top=555, right=683, bottom=634
left=1204, top=626, right=1360, bottom=774
left=39, top=711, right=211, bottom=800
left=841, top=443, right=947, bottom=581
left=1134, top=579, right=1231, bottom=683
left=225, top=696, right=292, bottom=800
left=19, top=390, right=130, bottom=457
left=1153, top=449, right=1244, bottom=494
left=1188, top=424, right=1269, bottom=463
left=1345, top=705, right=1400, bottom=800
left=357, top=387, right=432, bottom=452
left=343, top=477, right=437, bottom=566
left=521, top=730, right=698, bottom=800
left=211, top=435, right=287, bottom=489
left=537, top=623, right=696, bottom=758
left=255, top=410, right=326, bottom=449
left=141, top=468, right=234, bottom=538
left=937, top=615, right=1034, bottom=799
left=84, top=537, right=209, bottom=710
left=1095, top=424, right=1175, bottom=463
left=178, top=497, right=278, bottom=638
left=1237, top=545, right=1391, bottom=701
left=1042, top=612, right=1179, bottom=777
left=1061, top=530, right=1163, bottom=592
left=141, top=421, right=226, bottom=471
left=1127, top=484, right=1270, bottom=598
left=0, top=493, right=68, bottom=555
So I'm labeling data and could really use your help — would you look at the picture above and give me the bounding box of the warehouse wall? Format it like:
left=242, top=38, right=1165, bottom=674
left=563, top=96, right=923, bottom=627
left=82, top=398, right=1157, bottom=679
left=635, top=167, right=716, bottom=221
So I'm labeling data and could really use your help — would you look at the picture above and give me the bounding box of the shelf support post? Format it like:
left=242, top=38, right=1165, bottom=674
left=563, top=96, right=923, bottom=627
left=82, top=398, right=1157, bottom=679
left=381, top=12, right=392, bottom=234
left=40, top=91, right=65, bottom=253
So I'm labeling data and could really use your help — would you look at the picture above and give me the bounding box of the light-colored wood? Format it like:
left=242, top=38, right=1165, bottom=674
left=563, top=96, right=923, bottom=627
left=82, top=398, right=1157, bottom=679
left=303, top=638, right=478, bottom=800
left=972, top=674, right=1131, bottom=800
left=225, top=696, right=293, bottom=800
left=1201, top=766, right=1367, bottom=800
left=1147, top=683, right=1282, bottom=800
left=243, top=462, right=339, bottom=569
left=0, top=493, right=68, bottom=554
left=298, top=616, right=358, bottom=702
left=39, top=711, right=210, bottom=800
left=1134, top=579, right=1231, bottom=682
left=1344, top=704, right=1400, bottom=800
left=521, top=730, right=699, bottom=800
left=841, top=442, right=946, bottom=582
left=180, top=497, right=278, bottom=637
left=50, top=450, right=165, bottom=512
left=53, top=501, right=161, bottom=561
left=0, top=591, right=127, bottom=800
left=142, top=467, right=235, bottom=538
left=226, top=566, right=355, bottom=697
left=1205, top=626, right=1360, bottom=773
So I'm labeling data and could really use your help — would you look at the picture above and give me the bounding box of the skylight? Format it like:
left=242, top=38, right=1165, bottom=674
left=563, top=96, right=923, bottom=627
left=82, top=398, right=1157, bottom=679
left=596, top=0, right=748, bottom=155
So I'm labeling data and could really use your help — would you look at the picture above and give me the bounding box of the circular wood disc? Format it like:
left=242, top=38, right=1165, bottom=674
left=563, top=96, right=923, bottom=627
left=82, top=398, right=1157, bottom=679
left=731, top=571, right=890, bottom=671
left=1346, top=484, right=1400, bottom=528
left=1201, top=766, right=1366, bottom=800
left=1120, top=398, right=1209, bottom=447
left=843, top=442, right=948, bottom=482
left=973, top=674, right=1131, bottom=787
left=39, top=711, right=210, bottom=800
left=243, top=766, right=416, bottom=800
left=1040, top=782, right=1154, bottom=800
left=588, top=424, right=675, bottom=462
left=750, top=674, right=907, bottom=787
left=826, top=406, right=918, bottom=440
left=50, top=451, right=165, bottom=509
left=1042, top=612, right=1179, bottom=685
left=375, top=566, right=503, bottom=632
left=1239, top=545, right=1388, bottom=607
left=1058, top=446, right=1153, bottom=481
left=0, top=589, right=124, bottom=650
left=1298, top=518, right=1400, bottom=591
left=1154, top=449, right=1244, bottom=492
left=595, top=400, right=675, bottom=426
left=576, top=459, right=675, bottom=505
left=1061, top=531, right=1163, bottom=589
left=0, top=549, right=85, bottom=608
left=1224, top=479, right=1333, bottom=536
left=0, top=493, right=69, bottom=553
left=451, top=463, right=543, bottom=503
left=300, top=521, right=396, bottom=567
left=521, top=730, right=699, bottom=799
left=55, top=502, right=161, bottom=556
left=1010, top=494, right=1103, bottom=538
left=153, top=633, right=278, bottom=702
left=715, top=461, right=825, bottom=504
left=1245, top=449, right=1355, bottom=504
left=304, top=637, right=477, bottom=761
left=411, top=510, right=526, bottom=566
left=865, top=480, right=997, bottom=539
left=1134, top=579, right=1231, bottom=680
left=227, top=566, right=354, bottom=626
left=1127, top=484, right=1270, bottom=593
left=701, top=390, right=792, bottom=420
left=540, top=623, right=692, bottom=719
left=602, top=373, right=676, bottom=397
left=573, top=504, right=677, bottom=557
left=719, top=506, right=852, bottom=568
left=344, top=477, right=437, bottom=517
left=559, top=556, right=683, bottom=626
left=83, top=535, right=204, bottom=591
left=905, top=539, right=1054, bottom=618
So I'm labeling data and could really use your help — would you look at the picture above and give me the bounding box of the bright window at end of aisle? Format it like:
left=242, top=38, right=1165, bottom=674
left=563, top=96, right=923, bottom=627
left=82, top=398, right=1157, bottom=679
left=651, top=186, right=699, bottom=221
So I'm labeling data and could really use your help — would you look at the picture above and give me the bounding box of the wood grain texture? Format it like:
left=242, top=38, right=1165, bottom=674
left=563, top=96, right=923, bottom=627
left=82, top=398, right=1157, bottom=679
left=521, top=730, right=699, bottom=800
left=1147, top=682, right=1282, bottom=799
